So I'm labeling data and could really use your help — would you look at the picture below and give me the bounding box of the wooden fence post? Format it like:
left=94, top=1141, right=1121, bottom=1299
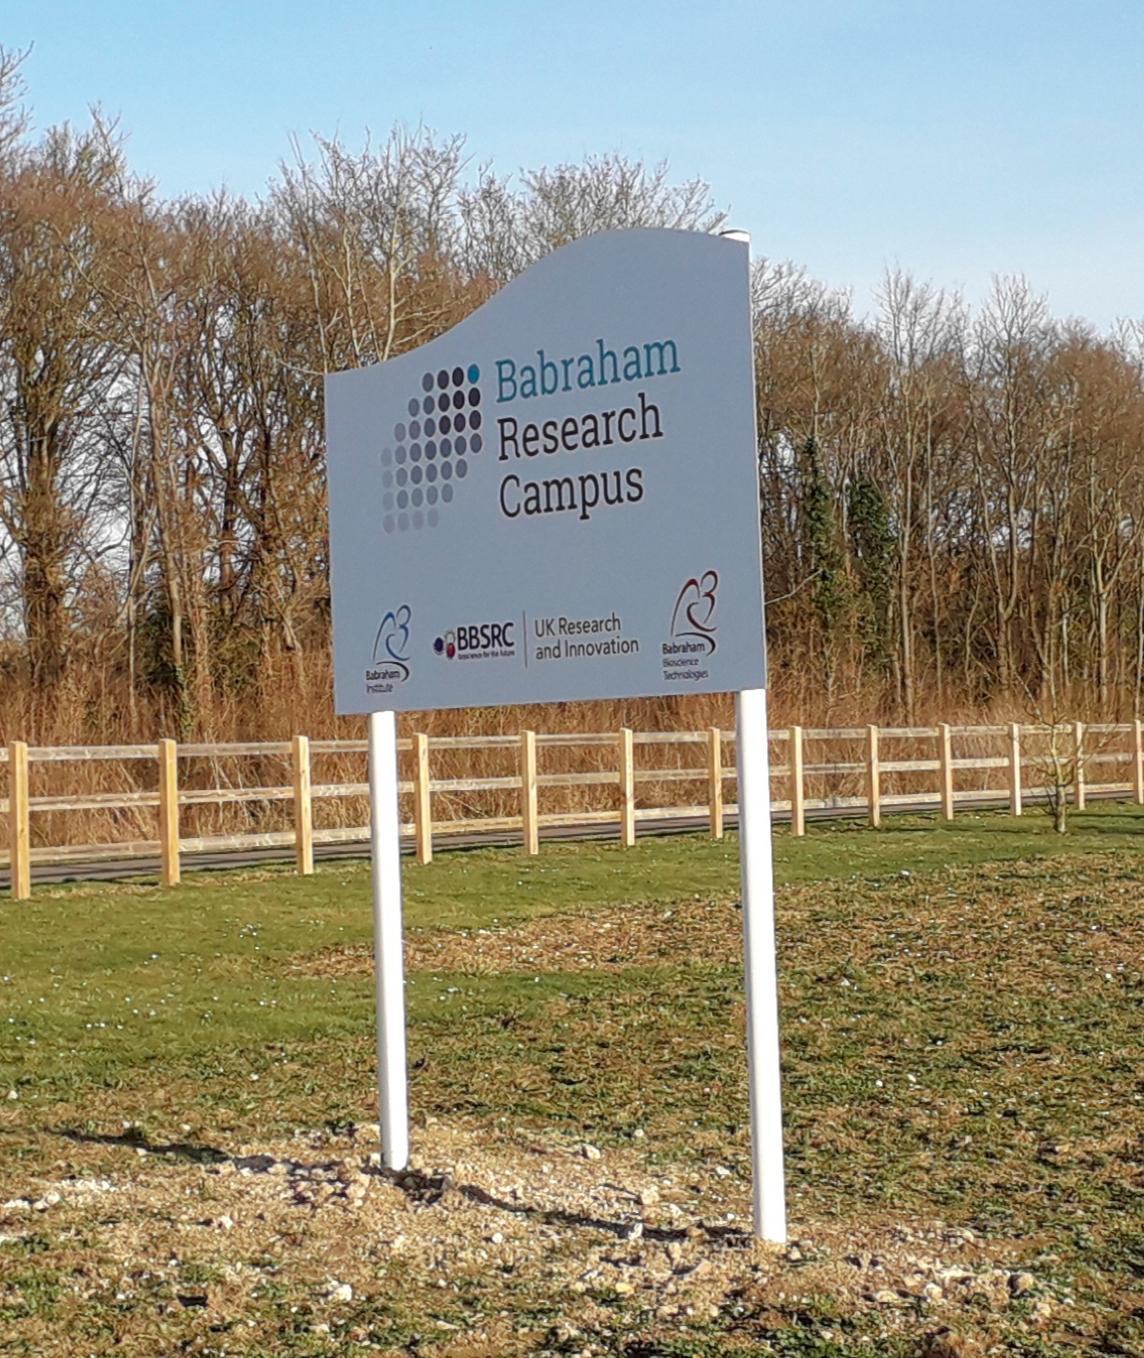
left=789, top=725, right=805, bottom=837
left=866, top=725, right=881, bottom=829
left=1074, top=721, right=1086, bottom=811
left=8, top=740, right=30, bottom=901
left=619, top=727, right=635, bottom=847
left=1008, top=722, right=1023, bottom=816
left=1135, top=719, right=1144, bottom=804
left=938, top=723, right=954, bottom=821
left=707, top=727, right=724, bottom=839
left=413, top=732, right=433, bottom=864
left=292, top=734, right=314, bottom=875
left=158, top=738, right=180, bottom=887
left=520, top=730, right=539, bottom=855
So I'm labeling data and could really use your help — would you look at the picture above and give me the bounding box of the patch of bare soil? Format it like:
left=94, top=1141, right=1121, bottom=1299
left=301, top=853, right=1144, bottom=981
left=307, top=899, right=741, bottom=979
left=1, top=1120, right=1060, bottom=1356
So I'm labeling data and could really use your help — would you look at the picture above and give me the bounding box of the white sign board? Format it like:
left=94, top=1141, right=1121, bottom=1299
left=326, top=228, right=765, bottom=714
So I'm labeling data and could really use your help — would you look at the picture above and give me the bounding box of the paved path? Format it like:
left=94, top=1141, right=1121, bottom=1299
left=0, top=788, right=1113, bottom=890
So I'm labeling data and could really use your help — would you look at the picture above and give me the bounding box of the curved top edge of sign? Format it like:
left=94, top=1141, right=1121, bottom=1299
left=326, top=228, right=747, bottom=379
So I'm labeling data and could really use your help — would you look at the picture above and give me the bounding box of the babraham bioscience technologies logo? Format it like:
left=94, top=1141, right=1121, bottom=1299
left=671, top=571, right=719, bottom=654
left=662, top=571, right=719, bottom=684
left=380, top=365, right=483, bottom=535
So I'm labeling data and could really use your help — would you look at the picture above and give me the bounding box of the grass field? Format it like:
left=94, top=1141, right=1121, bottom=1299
left=2, top=808, right=1142, bottom=1357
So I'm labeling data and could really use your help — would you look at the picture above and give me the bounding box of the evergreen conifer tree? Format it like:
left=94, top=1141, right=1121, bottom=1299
left=847, top=475, right=894, bottom=674
left=798, top=436, right=847, bottom=686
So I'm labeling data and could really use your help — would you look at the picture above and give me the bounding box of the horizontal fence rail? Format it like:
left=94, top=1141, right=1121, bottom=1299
left=3, top=719, right=1142, bottom=898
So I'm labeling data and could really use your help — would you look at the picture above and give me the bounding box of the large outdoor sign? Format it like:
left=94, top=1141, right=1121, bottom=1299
left=326, top=229, right=787, bottom=1244
left=326, top=229, right=766, bottom=714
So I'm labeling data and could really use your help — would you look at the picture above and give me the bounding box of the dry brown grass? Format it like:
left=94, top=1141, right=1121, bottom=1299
left=0, top=645, right=1132, bottom=857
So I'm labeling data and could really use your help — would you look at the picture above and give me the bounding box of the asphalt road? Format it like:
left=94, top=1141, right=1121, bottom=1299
left=0, top=787, right=1121, bottom=891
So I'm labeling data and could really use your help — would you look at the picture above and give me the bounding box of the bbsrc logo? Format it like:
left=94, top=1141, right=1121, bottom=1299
left=433, top=621, right=516, bottom=662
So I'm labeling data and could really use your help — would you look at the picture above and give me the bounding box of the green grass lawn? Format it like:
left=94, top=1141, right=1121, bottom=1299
left=1, top=806, right=1143, bottom=1357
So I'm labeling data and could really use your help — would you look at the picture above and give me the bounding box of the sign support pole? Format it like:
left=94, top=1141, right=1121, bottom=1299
left=735, top=686, right=787, bottom=1242
left=368, top=709, right=409, bottom=1170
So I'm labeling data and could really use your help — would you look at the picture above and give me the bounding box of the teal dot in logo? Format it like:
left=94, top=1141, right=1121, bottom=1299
left=468, top=364, right=479, bottom=383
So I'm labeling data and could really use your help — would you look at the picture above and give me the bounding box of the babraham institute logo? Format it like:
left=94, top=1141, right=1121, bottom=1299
left=365, top=604, right=411, bottom=695
left=434, top=621, right=517, bottom=663
left=380, top=364, right=483, bottom=534
left=662, top=571, right=718, bottom=684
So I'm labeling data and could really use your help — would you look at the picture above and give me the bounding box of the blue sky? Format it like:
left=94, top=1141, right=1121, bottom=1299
left=6, top=0, right=1142, bottom=329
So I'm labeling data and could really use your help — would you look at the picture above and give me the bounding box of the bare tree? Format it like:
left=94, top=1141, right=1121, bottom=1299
left=273, top=127, right=468, bottom=370
left=0, top=119, right=124, bottom=690
left=460, top=154, right=725, bottom=284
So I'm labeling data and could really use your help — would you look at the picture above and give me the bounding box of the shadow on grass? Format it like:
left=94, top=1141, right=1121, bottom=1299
left=55, top=1126, right=363, bottom=1184
left=50, top=1129, right=755, bottom=1250
left=383, top=1166, right=754, bottom=1250
left=55, top=1126, right=230, bottom=1165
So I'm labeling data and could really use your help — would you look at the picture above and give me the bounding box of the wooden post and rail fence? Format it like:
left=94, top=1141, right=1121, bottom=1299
left=3, top=719, right=1143, bottom=899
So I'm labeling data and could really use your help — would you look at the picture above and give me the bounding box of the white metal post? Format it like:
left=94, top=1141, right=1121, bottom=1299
left=735, top=687, right=787, bottom=1243
left=368, top=710, right=409, bottom=1171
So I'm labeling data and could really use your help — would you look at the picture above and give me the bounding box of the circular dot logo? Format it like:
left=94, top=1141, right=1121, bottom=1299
left=433, top=629, right=457, bottom=659
left=395, top=365, right=482, bottom=531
